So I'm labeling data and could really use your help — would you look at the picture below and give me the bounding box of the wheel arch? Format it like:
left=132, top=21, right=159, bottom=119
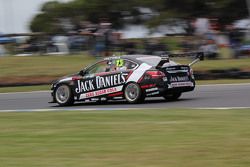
left=53, top=81, right=75, bottom=97
left=123, top=82, right=145, bottom=104
left=54, top=83, right=75, bottom=106
left=122, top=81, right=140, bottom=92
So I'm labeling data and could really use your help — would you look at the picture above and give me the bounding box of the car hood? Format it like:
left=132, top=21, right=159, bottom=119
left=52, top=73, right=80, bottom=85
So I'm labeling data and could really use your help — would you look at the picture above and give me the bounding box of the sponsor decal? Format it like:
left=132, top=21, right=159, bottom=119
left=165, top=66, right=189, bottom=71
left=75, top=63, right=152, bottom=99
left=101, top=97, right=107, bottom=101
left=80, top=85, right=123, bottom=99
left=108, top=91, right=123, bottom=97
left=113, top=96, right=123, bottom=100
left=165, top=67, right=177, bottom=71
left=104, top=56, right=121, bottom=61
left=141, top=84, right=156, bottom=89
left=146, top=91, right=160, bottom=96
left=146, top=87, right=158, bottom=93
left=170, top=82, right=194, bottom=88
left=91, top=98, right=99, bottom=101
left=167, top=70, right=188, bottom=73
left=75, top=73, right=127, bottom=94
left=170, top=76, right=189, bottom=82
left=116, top=59, right=124, bottom=67
left=75, top=80, right=95, bottom=93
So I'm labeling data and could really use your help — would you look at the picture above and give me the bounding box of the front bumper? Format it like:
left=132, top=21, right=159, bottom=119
left=49, top=83, right=56, bottom=103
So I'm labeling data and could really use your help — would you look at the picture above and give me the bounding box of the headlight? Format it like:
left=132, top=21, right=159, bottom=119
left=51, top=83, right=56, bottom=90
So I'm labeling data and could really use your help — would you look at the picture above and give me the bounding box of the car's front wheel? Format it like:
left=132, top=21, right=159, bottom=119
left=55, top=84, right=74, bottom=106
left=163, top=92, right=182, bottom=101
left=124, top=83, right=145, bottom=104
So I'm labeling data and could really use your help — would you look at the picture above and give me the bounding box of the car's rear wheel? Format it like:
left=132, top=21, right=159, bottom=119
left=124, top=83, right=144, bottom=104
left=163, top=92, right=182, bottom=101
left=55, top=84, right=74, bottom=106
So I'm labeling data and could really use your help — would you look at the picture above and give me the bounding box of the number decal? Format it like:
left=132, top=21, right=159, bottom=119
left=116, top=59, right=124, bottom=67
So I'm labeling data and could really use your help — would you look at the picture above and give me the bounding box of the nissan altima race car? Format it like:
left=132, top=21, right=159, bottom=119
left=50, top=53, right=204, bottom=106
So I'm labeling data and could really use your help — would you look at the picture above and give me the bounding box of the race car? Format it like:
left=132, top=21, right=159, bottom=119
left=50, top=53, right=204, bottom=106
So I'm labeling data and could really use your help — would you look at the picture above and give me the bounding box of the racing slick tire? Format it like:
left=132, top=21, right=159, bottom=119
left=163, top=92, right=182, bottom=101
left=124, top=83, right=145, bottom=104
left=55, top=84, right=74, bottom=106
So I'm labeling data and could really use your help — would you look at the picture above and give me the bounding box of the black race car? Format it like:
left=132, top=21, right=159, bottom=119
left=51, top=53, right=204, bottom=106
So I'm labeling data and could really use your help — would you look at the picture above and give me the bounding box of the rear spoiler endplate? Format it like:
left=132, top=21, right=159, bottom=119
left=156, top=52, right=204, bottom=68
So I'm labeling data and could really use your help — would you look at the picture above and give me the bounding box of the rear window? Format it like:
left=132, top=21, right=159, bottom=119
left=136, top=56, right=161, bottom=66
left=137, top=56, right=178, bottom=67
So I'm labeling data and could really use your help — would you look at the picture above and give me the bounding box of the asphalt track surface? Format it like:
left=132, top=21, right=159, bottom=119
left=0, top=84, right=250, bottom=112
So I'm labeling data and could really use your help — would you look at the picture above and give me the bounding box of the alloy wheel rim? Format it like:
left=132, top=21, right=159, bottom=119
left=125, top=83, right=139, bottom=101
left=56, top=85, right=70, bottom=104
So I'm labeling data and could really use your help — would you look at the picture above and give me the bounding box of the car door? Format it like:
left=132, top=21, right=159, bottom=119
left=90, top=58, right=136, bottom=98
left=102, top=58, right=139, bottom=97
left=73, top=60, right=109, bottom=100
left=73, top=59, right=135, bottom=100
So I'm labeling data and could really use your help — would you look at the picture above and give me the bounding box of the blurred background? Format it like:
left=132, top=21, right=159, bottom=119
left=1, top=2, right=250, bottom=166
left=1, top=0, right=250, bottom=87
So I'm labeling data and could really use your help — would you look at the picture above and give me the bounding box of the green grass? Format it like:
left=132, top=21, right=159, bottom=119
left=194, top=58, right=250, bottom=71
left=1, top=109, right=250, bottom=167
left=0, top=85, right=49, bottom=93
left=0, top=55, right=250, bottom=78
left=0, top=54, right=96, bottom=77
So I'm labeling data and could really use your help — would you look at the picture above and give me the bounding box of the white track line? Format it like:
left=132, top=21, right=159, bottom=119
left=198, top=83, right=250, bottom=87
left=0, top=108, right=141, bottom=113
left=0, top=107, right=250, bottom=113
left=194, top=107, right=250, bottom=110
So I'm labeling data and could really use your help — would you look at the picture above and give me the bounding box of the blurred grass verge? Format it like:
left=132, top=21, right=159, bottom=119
left=0, top=53, right=250, bottom=87
left=176, top=57, right=250, bottom=71
left=0, top=54, right=96, bottom=77
left=1, top=108, right=250, bottom=167
left=0, top=85, right=49, bottom=93
left=1, top=54, right=250, bottom=77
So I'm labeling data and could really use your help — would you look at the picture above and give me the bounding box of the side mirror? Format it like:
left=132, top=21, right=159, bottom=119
left=79, top=70, right=86, bottom=76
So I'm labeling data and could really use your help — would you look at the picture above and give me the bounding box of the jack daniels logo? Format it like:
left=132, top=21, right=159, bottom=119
left=75, top=73, right=128, bottom=94
left=170, top=76, right=189, bottom=82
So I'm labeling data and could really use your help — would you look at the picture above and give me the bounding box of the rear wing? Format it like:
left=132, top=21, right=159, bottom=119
left=168, top=52, right=204, bottom=60
left=156, top=52, right=204, bottom=69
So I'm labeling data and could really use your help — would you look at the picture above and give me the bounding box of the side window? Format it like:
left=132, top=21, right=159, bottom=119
left=86, top=59, right=138, bottom=75
left=87, top=61, right=109, bottom=74
left=124, top=60, right=137, bottom=70
left=107, top=59, right=138, bottom=72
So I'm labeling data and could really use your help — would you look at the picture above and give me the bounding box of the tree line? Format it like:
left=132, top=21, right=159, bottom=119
left=30, top=0, right=249, bottom=33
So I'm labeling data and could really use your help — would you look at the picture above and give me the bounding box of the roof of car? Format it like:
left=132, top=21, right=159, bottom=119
left=103, top=54, right=161, bottom=64
left=104, top=54, right=160, bottom=59
left=121, top=54, right=160, bottom=59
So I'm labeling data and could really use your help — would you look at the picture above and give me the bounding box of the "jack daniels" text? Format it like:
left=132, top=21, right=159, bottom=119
left=75, top=73, right=127, bottom=93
